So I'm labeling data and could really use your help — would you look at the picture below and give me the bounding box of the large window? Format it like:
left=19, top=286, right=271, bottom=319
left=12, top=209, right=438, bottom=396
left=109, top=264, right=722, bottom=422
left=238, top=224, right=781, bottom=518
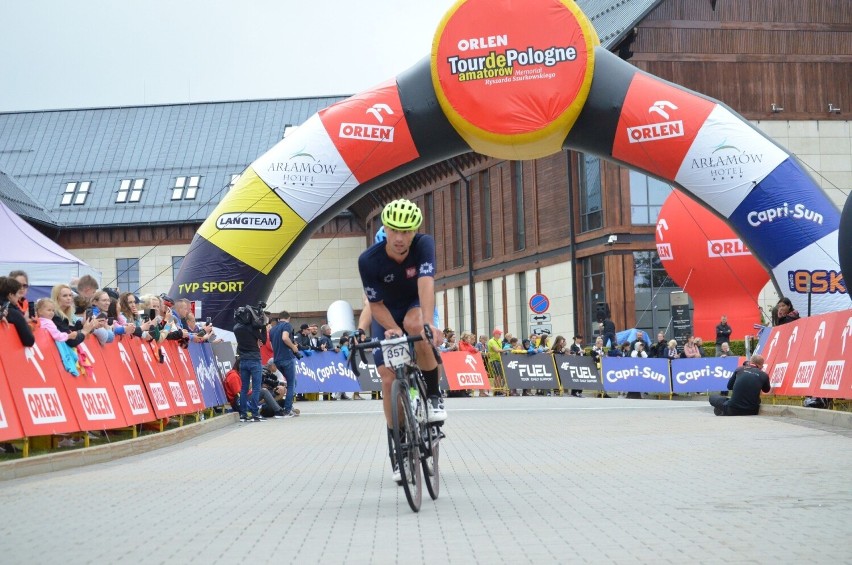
left=60, top=181, right=91, bottom=206
left=582, top=255, right=606, bottom=340
left=630, top=170, right=671, bottom=225
left=579, top=154, right=602, bottom=232
left=172, top=176, right=200, bottom=200
left=479, top=170, right=492, bottom=259
left=116, top=258, right=140, bottom=294
left=456, top=287, right=465, bottom=332
left=633, top=251, right=684, bottom=337
left=512, top=161, right=526, bottom=251
left=485, top=279, right=495, bottom=334
left=452, top=181, right=464, bottom=267
left=117, top=179, right=145, bottom=203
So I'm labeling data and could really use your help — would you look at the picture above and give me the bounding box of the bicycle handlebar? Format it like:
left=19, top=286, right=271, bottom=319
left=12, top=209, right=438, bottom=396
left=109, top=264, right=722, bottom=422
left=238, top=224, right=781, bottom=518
left=348, top=325, right=442, bottom=376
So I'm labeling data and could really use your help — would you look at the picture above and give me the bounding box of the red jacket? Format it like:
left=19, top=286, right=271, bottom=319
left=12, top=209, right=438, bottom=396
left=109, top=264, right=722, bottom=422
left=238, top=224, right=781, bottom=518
left=459, top=340, right=478, bottom=354
left=223, top=369, right=242, bottom=404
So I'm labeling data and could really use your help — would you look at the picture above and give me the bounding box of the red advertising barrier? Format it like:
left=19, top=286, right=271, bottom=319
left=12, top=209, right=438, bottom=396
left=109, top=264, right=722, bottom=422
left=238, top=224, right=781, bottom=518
left=0, top=332, right=25, bottom=441
left=162, top=341, right=205, bottom=410
left=764, top=309, right=852, bottom=398
left=0, top=327, right=80, bottom=436
left=97, top=335, right=155, bottom=425
left=0, top=324, right=223, bottom=441
left=56, top=336, right=128, bottom=431
left=124, top=339, right=180, bottom=419
left=442, top=351, right=491, bottom=390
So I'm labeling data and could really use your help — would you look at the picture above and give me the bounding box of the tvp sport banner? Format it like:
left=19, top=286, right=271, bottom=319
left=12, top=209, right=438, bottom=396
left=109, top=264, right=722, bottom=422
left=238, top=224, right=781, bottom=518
left=172, top=0, right=845, bottom=328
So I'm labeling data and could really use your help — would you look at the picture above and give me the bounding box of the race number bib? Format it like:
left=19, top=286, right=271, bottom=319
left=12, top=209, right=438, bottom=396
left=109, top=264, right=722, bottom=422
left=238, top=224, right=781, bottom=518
left=382, top=340, right=411, bottom=369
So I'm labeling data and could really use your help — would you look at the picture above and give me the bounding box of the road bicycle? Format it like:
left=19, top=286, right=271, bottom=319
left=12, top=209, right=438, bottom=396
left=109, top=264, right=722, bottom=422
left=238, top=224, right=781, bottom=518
left=350, top=326, right=443, bottom=512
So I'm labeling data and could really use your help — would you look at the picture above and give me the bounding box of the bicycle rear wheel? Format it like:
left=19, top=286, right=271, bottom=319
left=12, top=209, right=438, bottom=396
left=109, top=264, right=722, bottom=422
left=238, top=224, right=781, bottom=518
left=391, top=379, right=422, bottom=512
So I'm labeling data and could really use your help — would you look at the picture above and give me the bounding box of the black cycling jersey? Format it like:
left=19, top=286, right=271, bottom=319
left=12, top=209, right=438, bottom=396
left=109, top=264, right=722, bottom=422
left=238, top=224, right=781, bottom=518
left=358, top=233, right=436, bottom=322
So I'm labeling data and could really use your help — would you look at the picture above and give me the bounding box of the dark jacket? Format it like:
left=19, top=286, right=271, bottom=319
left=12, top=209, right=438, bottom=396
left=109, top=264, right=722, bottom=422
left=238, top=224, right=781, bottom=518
left=726, top=365, right=771, bottom=415
left=6, top=304, right=35, bottom=347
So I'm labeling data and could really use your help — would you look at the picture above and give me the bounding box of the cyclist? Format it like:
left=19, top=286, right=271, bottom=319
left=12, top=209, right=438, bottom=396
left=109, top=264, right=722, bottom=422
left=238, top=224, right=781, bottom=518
left=357, top=199, right=446, bottom=482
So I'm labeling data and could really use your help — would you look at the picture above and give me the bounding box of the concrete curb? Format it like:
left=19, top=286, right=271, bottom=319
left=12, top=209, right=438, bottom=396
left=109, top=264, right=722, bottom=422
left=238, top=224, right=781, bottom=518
left=760, top=404, right=852, bottom=429
left=0, top=413, right=238, bottom=482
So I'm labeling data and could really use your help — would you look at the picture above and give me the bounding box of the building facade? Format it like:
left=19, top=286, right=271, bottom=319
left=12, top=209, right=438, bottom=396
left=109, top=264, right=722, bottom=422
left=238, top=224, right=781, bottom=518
left=1, top=0, right=848, bottom=340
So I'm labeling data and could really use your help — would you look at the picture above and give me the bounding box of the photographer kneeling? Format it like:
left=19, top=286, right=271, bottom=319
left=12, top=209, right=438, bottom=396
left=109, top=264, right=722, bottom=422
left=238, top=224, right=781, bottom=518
left=259, top=361, right=287, bottom=418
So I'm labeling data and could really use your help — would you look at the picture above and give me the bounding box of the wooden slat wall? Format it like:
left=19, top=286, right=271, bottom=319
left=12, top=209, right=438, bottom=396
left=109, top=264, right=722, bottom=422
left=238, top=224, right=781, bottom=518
left=630, top=0, right=851, bottom=118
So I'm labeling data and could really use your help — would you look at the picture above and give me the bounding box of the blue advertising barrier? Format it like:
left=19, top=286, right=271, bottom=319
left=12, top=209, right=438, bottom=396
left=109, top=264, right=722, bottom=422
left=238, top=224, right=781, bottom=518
left=670, top=357, right=741, bottom=393
left=188, top=341, right=226, bottom=408
left=601, top=357, right=671, bottom=393
left=294, top=351, right=361, bottom=394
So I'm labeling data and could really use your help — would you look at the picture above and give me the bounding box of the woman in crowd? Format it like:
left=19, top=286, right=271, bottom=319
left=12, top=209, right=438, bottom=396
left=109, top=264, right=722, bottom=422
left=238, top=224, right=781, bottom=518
left=682, top=335, right=701, bottom=358
left=90, top=290, right=116, bottom=344
left=774, top=297, right=800, bottom=325
left=139, top=295, right=166, bottom=343
left=718, top=342, right=732, bottom=357
left=458, top=332, right=478, bottom=354
left=619, top=342, right=632, bottom=357
left=8, top=270, right=30, bottom=319
left=665, top=339, right=680, bottom=360
left=50, top=284, right=96, bottom=347
left=550, top=335, right=567, bottom=355
left=590, top=337, right=605, bottom=365
left=1, top=276, right=34, bottom=346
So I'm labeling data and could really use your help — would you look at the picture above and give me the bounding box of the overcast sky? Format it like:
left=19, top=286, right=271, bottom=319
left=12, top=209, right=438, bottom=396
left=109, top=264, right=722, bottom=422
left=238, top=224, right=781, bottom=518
left=0, top=0, right=457, bottom=112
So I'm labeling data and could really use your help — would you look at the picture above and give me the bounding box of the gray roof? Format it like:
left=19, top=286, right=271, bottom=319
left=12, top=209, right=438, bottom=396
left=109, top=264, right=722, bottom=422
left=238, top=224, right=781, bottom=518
left=0, top=0, right=656, bottom=228
left=582, top=0, right=663, bottom=48
left=0, top=170, right=56, bottom=225
left=0, top=96, right=347, bottom=227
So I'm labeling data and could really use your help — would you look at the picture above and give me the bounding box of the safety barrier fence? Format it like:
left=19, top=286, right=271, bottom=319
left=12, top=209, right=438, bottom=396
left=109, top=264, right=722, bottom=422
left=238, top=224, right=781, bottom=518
left=1, top=308, right=849, bottom=455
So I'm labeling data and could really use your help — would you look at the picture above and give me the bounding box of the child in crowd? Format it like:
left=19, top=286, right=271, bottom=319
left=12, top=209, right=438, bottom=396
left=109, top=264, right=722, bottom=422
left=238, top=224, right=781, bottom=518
left=36, top=298, right=83, bottom=376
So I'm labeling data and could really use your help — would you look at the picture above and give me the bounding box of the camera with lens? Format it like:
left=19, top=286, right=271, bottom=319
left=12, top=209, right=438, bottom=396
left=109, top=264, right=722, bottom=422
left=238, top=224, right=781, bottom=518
left=261, top=368, right=279, bottom=390
left=234, top=301, right=267, bottom=329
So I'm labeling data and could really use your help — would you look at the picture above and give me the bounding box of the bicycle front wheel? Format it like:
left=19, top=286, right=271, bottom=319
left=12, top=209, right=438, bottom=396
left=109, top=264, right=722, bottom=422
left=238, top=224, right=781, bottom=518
left=391, top=378, right=422, bottom=512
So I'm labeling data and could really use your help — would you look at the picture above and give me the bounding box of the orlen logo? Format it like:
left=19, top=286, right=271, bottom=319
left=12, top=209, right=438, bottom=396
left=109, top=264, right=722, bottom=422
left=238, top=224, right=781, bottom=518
left=792, top=361, right=816, bottom=388
left=820, top=361, right=843, bottom=390
left=339, top=103, right=395, bottom=143
left=657, top=243, right=673, bottom=261
left=769, top=363, right=788, bottom=388
left=627, top=101, right=684, bottom=144
left=787, top=270, right=846, bottom=294
left=216, top=212, right=281, bottom=231
left=707, top=239, right=751, bottom=258
left=458, top=373, right=485, bottom=386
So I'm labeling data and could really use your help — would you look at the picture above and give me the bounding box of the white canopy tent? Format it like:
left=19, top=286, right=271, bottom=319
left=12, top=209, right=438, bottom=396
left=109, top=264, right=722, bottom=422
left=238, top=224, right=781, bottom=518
left=0, top=200, right=100, bottom=300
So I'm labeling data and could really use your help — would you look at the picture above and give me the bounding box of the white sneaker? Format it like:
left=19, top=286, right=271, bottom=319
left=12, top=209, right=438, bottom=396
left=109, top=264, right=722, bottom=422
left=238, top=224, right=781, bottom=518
left=427, top=396, right=447, bottom=423
left=392, top=462, right=402, bottom=484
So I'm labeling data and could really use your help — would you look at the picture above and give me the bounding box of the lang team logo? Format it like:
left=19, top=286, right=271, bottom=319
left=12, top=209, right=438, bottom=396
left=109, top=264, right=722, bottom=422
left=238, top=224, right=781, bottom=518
left=216, top=212, right=281, bottom=231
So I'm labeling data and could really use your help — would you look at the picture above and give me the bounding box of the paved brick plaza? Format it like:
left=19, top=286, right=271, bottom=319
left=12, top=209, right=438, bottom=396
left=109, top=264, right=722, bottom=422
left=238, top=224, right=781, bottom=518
left=0, top=397, right=849, bottom=564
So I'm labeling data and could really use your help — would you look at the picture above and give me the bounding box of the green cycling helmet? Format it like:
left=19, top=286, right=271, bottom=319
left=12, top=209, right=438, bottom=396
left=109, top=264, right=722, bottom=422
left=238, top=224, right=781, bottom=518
left=381, top=199, right=423, bottom=231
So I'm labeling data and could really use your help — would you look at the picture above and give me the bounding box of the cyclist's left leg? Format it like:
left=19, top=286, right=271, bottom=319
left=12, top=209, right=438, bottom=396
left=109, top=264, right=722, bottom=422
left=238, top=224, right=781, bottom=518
left=402, top=307, right=445, bottom=422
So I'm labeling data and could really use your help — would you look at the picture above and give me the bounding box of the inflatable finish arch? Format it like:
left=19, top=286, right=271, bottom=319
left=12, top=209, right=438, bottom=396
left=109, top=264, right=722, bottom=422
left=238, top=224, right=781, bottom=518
left=172, top=0, right=846, bottom=329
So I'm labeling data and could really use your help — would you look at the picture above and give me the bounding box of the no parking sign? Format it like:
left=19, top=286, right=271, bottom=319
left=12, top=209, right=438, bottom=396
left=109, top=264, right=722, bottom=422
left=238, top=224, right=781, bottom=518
left=529, top=293, right=550, bottom=314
